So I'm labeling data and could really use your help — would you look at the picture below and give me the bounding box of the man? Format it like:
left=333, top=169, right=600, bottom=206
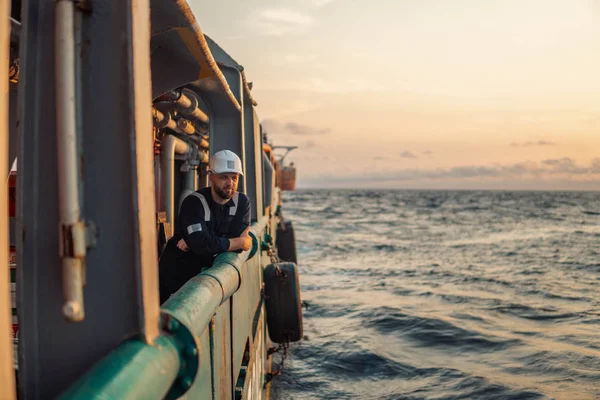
left=159, top=150, right=252, bottom=304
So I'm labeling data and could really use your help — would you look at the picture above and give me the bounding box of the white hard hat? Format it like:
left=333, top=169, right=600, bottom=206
left=209, top=150, right=244, bottom=176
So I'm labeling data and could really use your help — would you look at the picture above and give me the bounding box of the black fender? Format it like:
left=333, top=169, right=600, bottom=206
left=263, top=262, right=303, bottom=343
left=276, top=220, right=297, bottom=264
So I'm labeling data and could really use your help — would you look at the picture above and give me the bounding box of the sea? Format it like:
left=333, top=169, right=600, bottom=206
left=270, top=189, right=600, bottom=400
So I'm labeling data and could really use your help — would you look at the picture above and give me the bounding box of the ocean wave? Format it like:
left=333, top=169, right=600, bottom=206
left=274, top=189, right=600, bottom=400
left=489, top=304, right=581, bottom=322
left=360, top=307, right=520, bottom=352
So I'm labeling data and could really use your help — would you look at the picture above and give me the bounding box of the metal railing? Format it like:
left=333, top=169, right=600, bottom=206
left=59, top=216, right=268, bottom=399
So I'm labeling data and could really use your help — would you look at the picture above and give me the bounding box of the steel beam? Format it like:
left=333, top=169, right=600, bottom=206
left=208, top=66, right=246, bottom=193
left=0, top=0, right=17, bottom=396
left=18, top=0, right=160, bottom=396
left=244, top=103, right=264, bottom=220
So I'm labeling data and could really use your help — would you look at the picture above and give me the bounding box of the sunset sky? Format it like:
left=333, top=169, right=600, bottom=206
left=191, top=0, right=600, bottom=190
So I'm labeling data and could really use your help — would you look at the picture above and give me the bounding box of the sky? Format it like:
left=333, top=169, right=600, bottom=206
left=189, top=0, right=600, bottom=190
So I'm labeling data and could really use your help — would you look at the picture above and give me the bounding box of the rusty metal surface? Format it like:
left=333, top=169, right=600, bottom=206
left=0, top=0, right=16, bottom=396
left=244, top=99, right=264, bottom=221
left=18, top=0, right=162, bottom=395
left=14, top=0, right=282, bottom=396
left=203, top=35, right=257, bottom=107
left=231, top=256, right=263, bottom=387
left=161, top=275, right=223, bottom=336
left=149, top=0, right=240, bottom=110
left=212, top=301, right=233, bottom=400
left=179, top=326, right=212, bottom=399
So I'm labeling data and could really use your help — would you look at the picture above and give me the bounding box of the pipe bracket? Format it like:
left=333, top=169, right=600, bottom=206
left=160, top=313, right=200, bottom=399
left=60, top=221, right=87, bottom=259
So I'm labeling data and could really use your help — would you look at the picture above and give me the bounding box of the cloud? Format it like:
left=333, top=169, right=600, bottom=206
left=400, top=151, right=418, bottom=159
left=250, top=8, right=314, bottom=36
left=541, top=157, right=576, bottom=168
left=421, top=150, right=433, bottom=155
left=400, top=158, right=600, bottom=181
left=305, top=140, right=316, bottom=149
left=307, top=158, right=600, bottom=185
left=261, top=119, right=331, bottom=136
left=510, top=140, right=557, bottom=147
left=281, top=53, right=318, bottom=65
left=257, top=77, right=387, bottom=94
left=312, top=0, right=337, bottom=6
left=285, top=122, right=331, bottom=135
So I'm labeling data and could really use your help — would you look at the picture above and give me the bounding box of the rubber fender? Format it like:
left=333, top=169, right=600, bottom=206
left=263, top=262, right=303, bottom=343
left=276, top=220, right=297, bottom=264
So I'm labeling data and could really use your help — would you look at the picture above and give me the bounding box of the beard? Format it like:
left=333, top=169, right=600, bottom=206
left=214, top=185, right=234, bottom=200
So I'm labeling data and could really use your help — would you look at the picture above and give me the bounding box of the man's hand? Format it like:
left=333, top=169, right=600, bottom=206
left=240, top=227, right=252, bottom=251
left=177, top=238, right=189, bottom=252
left=229, top=227, right=252, bottom=252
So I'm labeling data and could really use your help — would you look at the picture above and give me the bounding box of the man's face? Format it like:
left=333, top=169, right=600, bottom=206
left=210, top=172, right=239, bottom=200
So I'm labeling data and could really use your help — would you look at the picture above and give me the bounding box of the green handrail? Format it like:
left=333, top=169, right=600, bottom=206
left=59, top=217, right=268, bottom=399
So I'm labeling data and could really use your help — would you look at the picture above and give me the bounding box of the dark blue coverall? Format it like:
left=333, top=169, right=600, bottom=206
left=159, top=187, right=251, bottom=304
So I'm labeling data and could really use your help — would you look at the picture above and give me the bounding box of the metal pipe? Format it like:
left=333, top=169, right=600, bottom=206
left=178, top=169, right=195, bottom=212
left=152, top=108, right=177, bottom=131
left=153, top=108, right=199, bottom=137
left=9, top=18, right=20, bottom=44
left=167, top=89, right=209, bottom=124
left=189, top=135, right=209, bottom=149
left=161, top=134, right=190, bottom=228
left=176, top=118, right=195, bottom=135
left=58, top=335, right=180, bottom=399
left=56, top=0, right=86, bottom=322
left=198, top=150, right=209, bottom=164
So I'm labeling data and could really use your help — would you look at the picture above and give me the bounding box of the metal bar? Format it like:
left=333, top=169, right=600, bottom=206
left=60, top=217, right=268, bottom=398
left=56, top=0, right=86, bottom=321
left=57, top=335, right=180, bottom=399
left=0, top=0, right=16, bottom=396
left=131, top=0, right=161, bottom=343
left=244, top=100, right=263, bottom=220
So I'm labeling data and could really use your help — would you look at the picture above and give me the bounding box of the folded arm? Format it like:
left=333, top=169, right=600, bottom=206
left=178, top=194, right=252, bottom=255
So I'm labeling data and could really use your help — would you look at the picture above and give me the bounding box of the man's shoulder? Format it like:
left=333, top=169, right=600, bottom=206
left=182, top=188, right=210, bottom=206
left=236, top=192, right=251, bottom=206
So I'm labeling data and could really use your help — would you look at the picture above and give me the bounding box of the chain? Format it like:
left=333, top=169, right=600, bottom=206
left=266, top=246, right=279, bottom=264
left=265, top=342, right=290, bottom=385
